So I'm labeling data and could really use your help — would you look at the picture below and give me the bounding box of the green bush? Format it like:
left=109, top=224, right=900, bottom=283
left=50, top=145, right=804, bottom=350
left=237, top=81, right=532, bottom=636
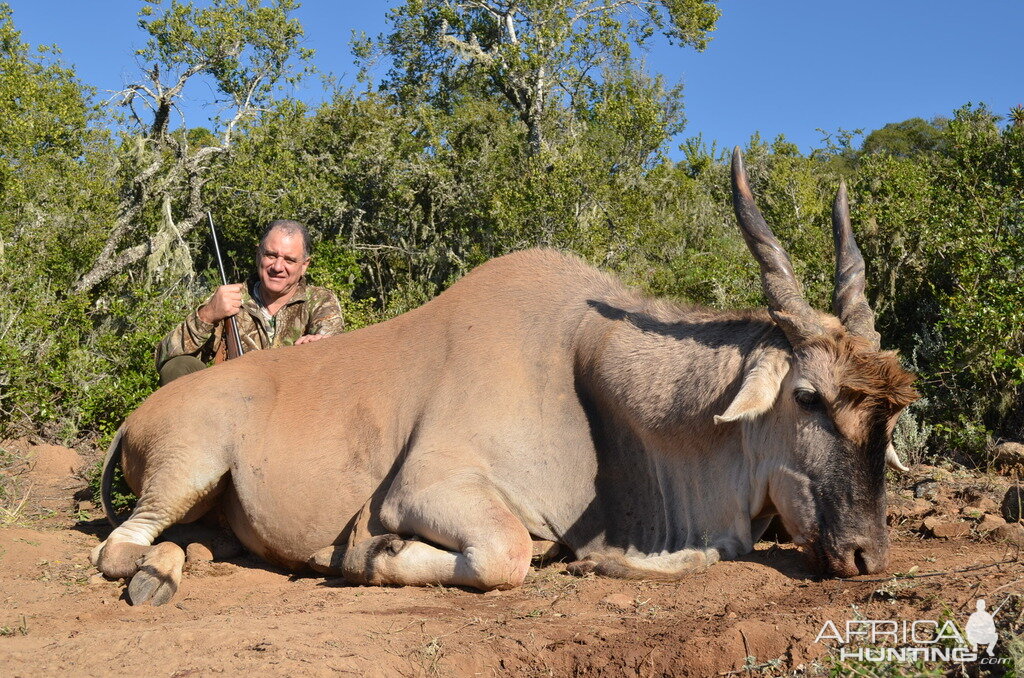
left=86, top=458, right=136, bottom=517
left=856, top=105, right=1024, bottom=458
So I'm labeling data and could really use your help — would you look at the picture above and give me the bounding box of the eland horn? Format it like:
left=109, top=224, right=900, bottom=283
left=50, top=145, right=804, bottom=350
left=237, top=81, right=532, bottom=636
left=832, top=181, right=881, bottom=349
left=731, top=147, right=823, bottom=344
left=885, top=444, right=910, bottom=473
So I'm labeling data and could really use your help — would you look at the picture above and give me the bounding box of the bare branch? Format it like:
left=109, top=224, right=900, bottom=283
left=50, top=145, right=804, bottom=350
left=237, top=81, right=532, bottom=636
left=457, top=1, right=502, bottom=22
left=220, top=66, right=271, bottom=147
left=503, top=6, right=518, bottom=44
left=75, top=243, right=150, bottom=294
left=571, top=0, right=658, bottom=23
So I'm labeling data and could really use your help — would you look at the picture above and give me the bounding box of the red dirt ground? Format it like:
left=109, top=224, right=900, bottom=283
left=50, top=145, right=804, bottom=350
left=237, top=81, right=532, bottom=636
left=2, top=441, right=1023, bottom=676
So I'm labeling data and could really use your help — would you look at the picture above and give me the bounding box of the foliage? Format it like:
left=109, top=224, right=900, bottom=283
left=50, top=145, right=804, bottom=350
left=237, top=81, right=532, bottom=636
left=1, top=270, right=199, bottom=442
left=136, top=0, right=312, bottom=107
left=1011, top=105, right=1024, bottom=128
left=0, top=2, right=1021, bottom=469
left=0, top=4, right=97, bottom=183
left=0, top=443, right=30, bottom=525
left=890, top=399, right=933, bottom=467
left=0, top=5, right=118, bottom=441
left=856, top=104, right=1024, bottom=456
left=87, top=459, right=137, bottom=516
left=75, top=0, right=314, bottom=295
left=361, top=0, right=718, bottom=155
left=824, top=655, right=945, bottom=677
left=861, top=117, right=948, bottom=158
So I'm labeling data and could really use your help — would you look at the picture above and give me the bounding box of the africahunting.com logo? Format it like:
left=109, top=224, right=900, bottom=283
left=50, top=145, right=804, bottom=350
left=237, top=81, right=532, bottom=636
left=815, top=599, right=1008, bottom=665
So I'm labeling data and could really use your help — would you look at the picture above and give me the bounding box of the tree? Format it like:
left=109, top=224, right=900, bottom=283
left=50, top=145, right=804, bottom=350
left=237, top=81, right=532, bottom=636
left=0, top=4, right=93, bottom=156
left=361, top=0, right=719, bottom=156
left=1009, top=104, right=1024, bottom=129
left=74, top=0, right=313, bottom=293
left=0, top=1, right=110, bottom=302
left=0, top=4, right=120, bottom=440
left=861, top=117, right=948, bottom=158
left=0, top=3, right=102, bottom=240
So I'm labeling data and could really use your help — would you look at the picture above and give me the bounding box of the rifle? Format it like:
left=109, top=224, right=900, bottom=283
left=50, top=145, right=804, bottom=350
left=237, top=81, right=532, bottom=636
left=208, top=211, right=245, bottom=360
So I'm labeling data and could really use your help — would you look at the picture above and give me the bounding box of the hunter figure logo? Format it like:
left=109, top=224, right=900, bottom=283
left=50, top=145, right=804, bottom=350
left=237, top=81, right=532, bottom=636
left=815, top=598, right=1007, bottom=665
left=965, top=599, right=998, bottom=656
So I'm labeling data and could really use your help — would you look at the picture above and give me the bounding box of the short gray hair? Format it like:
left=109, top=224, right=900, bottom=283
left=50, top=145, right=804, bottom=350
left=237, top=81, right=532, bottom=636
left=259, top=219, right=312, bottom=259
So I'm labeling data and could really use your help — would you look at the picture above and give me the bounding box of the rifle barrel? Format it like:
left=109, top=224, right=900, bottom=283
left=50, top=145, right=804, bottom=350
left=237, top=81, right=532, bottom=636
left=207, top=211, right=244, bottom=358
left=208, top=212, right=230, bottom=286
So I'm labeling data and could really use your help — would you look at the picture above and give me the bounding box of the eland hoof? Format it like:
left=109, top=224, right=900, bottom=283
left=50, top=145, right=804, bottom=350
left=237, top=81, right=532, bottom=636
left=309, top=545, right=346, bottom=576
left=126, top=542, right=185, bottom=606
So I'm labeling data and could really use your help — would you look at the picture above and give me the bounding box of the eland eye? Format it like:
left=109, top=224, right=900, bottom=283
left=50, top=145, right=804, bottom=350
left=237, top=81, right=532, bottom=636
left=794, top=388, right=823, bottom=411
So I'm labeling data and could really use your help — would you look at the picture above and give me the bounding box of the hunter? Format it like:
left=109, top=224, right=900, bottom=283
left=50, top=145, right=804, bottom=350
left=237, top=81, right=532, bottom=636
left=156, top=219, right=345, bottom=385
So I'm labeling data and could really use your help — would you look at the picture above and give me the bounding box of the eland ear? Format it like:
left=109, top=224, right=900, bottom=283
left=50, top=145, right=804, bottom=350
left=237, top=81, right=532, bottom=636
left=714, top=346, right=790, bottom=424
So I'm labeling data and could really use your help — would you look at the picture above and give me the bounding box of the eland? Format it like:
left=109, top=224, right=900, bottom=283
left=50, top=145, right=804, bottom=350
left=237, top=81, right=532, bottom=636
left=91, top=148, right=917, bottom=605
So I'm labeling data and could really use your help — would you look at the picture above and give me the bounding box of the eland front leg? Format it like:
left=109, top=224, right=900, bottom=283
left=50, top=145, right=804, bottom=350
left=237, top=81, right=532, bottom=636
left=338, top=466, right=533, bottom=590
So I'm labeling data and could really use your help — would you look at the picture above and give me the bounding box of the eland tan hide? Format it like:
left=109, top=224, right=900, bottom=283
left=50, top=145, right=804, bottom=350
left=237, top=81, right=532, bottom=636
left=91, top=149, right=917, bottom=605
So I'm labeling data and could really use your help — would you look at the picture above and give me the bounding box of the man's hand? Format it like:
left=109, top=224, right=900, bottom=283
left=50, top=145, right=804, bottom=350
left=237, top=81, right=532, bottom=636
left=294, top=334, right=325, bottom=346
left=197, top=284, right=244, bottom=324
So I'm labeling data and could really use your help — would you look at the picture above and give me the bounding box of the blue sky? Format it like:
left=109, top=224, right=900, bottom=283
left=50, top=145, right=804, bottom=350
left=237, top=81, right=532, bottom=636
left=6, top=1, right=1022, bottom=155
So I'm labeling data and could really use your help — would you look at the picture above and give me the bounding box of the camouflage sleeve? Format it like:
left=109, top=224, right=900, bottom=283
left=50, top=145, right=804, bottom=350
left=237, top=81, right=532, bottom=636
left=154, top=303, right=218, bottom=370
left=306, top=287, right=345, bottom=336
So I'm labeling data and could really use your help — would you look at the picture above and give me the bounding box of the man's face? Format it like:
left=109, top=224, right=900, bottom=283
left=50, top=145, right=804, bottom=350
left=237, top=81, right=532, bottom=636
left=258, top=228, right=309, bottom=301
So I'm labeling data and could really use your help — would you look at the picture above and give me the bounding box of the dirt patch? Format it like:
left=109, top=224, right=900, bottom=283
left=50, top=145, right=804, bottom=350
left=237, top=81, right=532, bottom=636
left=2, top=446, right=1024, bottom=676
left=1, top=439, right=89, bottom=525
left=22, top=443, right=82, bottom=479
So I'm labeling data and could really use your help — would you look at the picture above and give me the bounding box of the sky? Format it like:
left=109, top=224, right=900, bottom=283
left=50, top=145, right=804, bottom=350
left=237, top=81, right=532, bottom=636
left=6, top=1, right=1023, bottom=156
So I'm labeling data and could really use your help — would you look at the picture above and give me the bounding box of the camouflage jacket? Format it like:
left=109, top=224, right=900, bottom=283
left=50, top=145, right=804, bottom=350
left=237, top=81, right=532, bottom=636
left=155, top=279, right=344, bottom=370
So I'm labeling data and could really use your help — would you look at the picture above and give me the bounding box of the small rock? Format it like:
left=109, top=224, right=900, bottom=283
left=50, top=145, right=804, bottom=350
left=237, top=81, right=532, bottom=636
left=961, top=506, right=985, bottom=520
left=913, top=481, right=939, bottom=500
left=920, top=518, right=971, bottom=539
left=914, top=497, right=935, bottom=513
left=993, top=442, right=1024, bottom=474
left=915, top=465, right=953, bottom=482
left=483, top=588, right=503, bottom=597
left=77, top=500, right=96, bottom=512
left=978, top=514, right=1007, bottom=533
left=888, top=497, right=933, bottom=523
left=960, top=487, right=986, bottom=502
left=601, top=593, right=634, bottom=610
left=932, top=521, right=972, bottom=539
left=1000, top=486, right=1024, bottom=523
left=969, top=497, right=999, bottom=513
left=991, top=523, right=1024, bottom=545
left=88, top=573, right=107, bottom=587
left=185, top=543, right=215, bottom=563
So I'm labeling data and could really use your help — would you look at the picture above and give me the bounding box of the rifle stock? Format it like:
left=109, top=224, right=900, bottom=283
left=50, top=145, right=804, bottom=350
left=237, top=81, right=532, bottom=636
left=208, top=212, right=245, bottom=360
left=223, top=316, right=244, bottom=360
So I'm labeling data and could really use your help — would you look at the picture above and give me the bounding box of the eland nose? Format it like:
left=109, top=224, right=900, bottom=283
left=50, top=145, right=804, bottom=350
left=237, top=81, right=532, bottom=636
left=843, top=542, right=888, bottom=576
